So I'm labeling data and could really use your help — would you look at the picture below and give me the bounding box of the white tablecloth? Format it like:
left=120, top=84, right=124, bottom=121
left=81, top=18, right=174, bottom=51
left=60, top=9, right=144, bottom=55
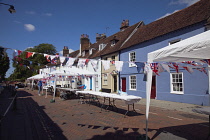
left=76, top=91, right=142, bottom=104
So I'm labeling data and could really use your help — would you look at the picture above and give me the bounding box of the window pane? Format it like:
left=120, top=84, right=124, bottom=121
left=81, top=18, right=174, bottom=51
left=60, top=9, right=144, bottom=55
left=171, top=73, right=183, bottom=93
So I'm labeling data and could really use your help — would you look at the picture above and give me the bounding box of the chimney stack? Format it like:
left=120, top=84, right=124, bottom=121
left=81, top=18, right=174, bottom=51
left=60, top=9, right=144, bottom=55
left=80, top=34, right=90, bottom=55
left=63, top=46, right=69, bottom=57
left=120, top=19, right=129, bottom=31
left=96, top=33, right=106, bottom=42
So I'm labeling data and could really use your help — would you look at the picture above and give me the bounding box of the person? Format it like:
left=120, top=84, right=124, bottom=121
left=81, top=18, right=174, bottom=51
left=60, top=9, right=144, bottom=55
left=37, top=80, right=42, bottom=96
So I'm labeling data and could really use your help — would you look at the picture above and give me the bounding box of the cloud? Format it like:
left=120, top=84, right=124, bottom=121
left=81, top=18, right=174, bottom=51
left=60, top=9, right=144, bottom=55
left=43, top=13, right=52, bottom=16
left=26, top=11, right=36, bottom=15
left=14, top=20, right=21, bottom=24
left=24, top=24, right=35, bottom=32
left=157, top=10, right=179, bottom=20
left=169, top=0, right=199, bottom=6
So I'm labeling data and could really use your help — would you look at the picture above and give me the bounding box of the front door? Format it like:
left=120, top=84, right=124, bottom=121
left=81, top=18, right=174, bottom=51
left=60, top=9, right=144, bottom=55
left=113, top=75, right=117, bottom=92
left=121, top=77, right=126, bottom=92
left=90, top=77, right=92, bottom=90
left=151, top=76, right=156, bottom=99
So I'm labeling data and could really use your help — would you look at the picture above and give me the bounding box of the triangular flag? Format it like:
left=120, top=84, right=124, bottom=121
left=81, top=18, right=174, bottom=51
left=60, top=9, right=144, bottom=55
left=26, top=52, right=33, bottom=58
left=90, top=59, right=98, bottom=72
left=183, top=66, right=194, bottom=73
left=161, top=63, right=170, bottom=73
left=66, top=58, right=76, bottom=67
left=59, top=56, right=66, bottom=64
left=18, top=50, right=22, bottom=55
left=158, top=63, right=164, bottom=73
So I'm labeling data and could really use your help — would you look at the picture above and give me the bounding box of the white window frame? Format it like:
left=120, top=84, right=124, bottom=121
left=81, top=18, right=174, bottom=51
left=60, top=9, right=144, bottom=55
left=111, top=40, right=116, bottom=46
left=89, top=49, right=92, bottom=55
left=129, top=75, right=136, bottom=90
left=103, top=73, right=108, bottom=85
left=170, top=72, right=184, bottom=94
left=99, top=43, right=106, bottom=51
left=82, top=51, right=85, bottom=57
left=129, top=51, right=136, bottom=67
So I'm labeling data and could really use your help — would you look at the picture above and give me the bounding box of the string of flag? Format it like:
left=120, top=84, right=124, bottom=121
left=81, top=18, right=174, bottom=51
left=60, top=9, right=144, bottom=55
left=1, top=46, right=210, bottom=76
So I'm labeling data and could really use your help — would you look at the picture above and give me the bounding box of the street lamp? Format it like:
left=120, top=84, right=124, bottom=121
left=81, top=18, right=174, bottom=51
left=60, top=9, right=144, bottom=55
left=0, top=3, right=16, bottom=14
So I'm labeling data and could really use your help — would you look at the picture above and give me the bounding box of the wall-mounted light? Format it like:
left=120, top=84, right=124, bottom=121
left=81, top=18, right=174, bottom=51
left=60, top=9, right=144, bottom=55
left=0, top=3, right=16, bottom=14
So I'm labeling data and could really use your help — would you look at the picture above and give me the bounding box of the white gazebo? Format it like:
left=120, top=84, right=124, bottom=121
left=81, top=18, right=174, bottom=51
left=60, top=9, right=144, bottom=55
left=146, top=30, right=210, bottom=139
left=48, top=66, right=97, bottom=101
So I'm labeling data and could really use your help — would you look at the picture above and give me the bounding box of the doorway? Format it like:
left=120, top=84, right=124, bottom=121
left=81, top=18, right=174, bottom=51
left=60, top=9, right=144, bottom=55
left=121, top=77, right=126, bottom=92
left=113, top=75, right=117, bottom=92
left=90, top=77, right=92, bottom=90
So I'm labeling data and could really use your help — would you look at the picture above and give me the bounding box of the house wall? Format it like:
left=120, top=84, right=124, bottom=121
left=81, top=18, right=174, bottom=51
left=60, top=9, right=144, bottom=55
left=86, top=57, right=102, bottom=92
left=101, top=52, right=119, bottom=93
left=120, top=22, right=209, bottom=105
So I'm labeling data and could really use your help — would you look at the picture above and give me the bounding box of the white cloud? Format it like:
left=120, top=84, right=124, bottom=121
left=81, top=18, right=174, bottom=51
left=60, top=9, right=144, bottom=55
left=43, top=13, right=52, bottom=16
left=24, top=24, right=35, bottom=32
left=26, top=11, right=36, bottom=15
left=169, top=0, right=199, bottom=6
left=14, top=20, right=21, bottom=24
left=69, top=49, right=74, bottom=53
left=157, top=10, right=179, bottom=20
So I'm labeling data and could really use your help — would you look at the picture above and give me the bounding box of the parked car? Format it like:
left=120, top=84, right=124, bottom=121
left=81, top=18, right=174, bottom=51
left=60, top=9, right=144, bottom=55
left=15, top=83, right=25, bottom=88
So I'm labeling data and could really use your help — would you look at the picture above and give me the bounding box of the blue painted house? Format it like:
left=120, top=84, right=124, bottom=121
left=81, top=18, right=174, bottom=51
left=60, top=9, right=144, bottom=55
left=119, top=0, right=210, bottom=105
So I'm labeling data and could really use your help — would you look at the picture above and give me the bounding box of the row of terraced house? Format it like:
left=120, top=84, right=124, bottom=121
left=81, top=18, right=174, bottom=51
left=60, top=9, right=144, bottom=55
left=61, top=0, right=210, bottom=106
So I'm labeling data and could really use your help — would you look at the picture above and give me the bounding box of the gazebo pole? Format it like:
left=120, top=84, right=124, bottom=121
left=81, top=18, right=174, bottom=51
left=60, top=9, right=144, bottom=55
left=52, top=76, right=57, bottom=102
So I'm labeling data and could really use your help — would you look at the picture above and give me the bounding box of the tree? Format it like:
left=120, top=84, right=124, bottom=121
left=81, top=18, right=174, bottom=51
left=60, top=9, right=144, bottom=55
left=9, top=43, right=57, bottom=81
left=0, top=47, right=10, bottom=81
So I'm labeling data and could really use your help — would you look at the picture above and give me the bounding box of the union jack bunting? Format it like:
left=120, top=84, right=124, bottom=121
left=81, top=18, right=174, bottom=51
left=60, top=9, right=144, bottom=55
left=150, top=63, right=160, bottom=76
left=182, top=61, right=200, bottom=66
left=196, top=67, right=208, bottom=75
left=182, top=66, right=194, bottom=73
left=200, top=59, right=210, bottom=65
left=168, top=62, right=179, bottom=73
left=51, top=58, right=57, bottom=64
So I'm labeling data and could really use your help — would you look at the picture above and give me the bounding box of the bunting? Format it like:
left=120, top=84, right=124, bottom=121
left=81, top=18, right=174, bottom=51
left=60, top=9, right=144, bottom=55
left=0, top=46, right=209, bottom=77
left=59, top=56, right=66, bottom=65
left=200, top=59, right=210, bottom=65
left=102, top=60, right=110, bottom=70
left=77, top=59, right=86, bottom=68
left=150, top=63, right=160, bottom=76
left=90, top=59, right=98, bottom=72
left=182, top=66, right=194, bottom=73
left=26, top=52, right=34, bottom=58
left=66, top=58, right=76, bottom=67
left=18, top=50, right=22, bottom=55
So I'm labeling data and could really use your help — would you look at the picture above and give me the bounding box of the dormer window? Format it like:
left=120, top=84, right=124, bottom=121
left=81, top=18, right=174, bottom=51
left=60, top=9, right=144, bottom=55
left=89, top=49, right=92, bottom=55
left=82, top=51, right=85, bottom=57
left=99, top=43, right=106, bottom=51
left=111, top=40, right=116, bottom=46
left=110, top=36, right=119, bottom=47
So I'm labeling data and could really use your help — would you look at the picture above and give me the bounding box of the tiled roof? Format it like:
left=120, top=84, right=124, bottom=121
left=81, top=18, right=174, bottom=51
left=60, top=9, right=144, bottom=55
left=69, top=50, right=80, bottom=58
left=120, top=0, right=210, bottom=50
left=88, top=21, right=144, bottom=59
left=69, top=0, right=210, bottom=60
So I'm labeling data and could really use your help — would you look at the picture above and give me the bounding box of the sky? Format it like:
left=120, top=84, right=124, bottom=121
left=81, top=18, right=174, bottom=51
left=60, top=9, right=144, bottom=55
left=0, top=0, right=199, bottom=77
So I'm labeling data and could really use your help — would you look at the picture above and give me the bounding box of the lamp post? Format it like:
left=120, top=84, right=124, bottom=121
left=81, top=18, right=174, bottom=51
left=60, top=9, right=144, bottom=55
left=0, top=3, right=16, bottom=13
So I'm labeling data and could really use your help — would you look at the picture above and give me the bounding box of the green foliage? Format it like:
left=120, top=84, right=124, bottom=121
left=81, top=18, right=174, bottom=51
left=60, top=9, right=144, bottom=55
left=26, top=43, right=56, bottom=55
left=0, top=47, right=10, bottom=80
left=8, top=43, right=57, bottom=81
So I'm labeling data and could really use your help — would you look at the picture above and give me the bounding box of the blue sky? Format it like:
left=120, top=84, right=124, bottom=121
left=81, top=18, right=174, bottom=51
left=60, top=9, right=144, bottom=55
left=0, top=0, right=199, bottom=77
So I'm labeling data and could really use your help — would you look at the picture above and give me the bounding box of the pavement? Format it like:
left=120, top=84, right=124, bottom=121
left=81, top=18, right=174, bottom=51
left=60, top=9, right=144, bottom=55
left=0, top=86, right=209, bottom=140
